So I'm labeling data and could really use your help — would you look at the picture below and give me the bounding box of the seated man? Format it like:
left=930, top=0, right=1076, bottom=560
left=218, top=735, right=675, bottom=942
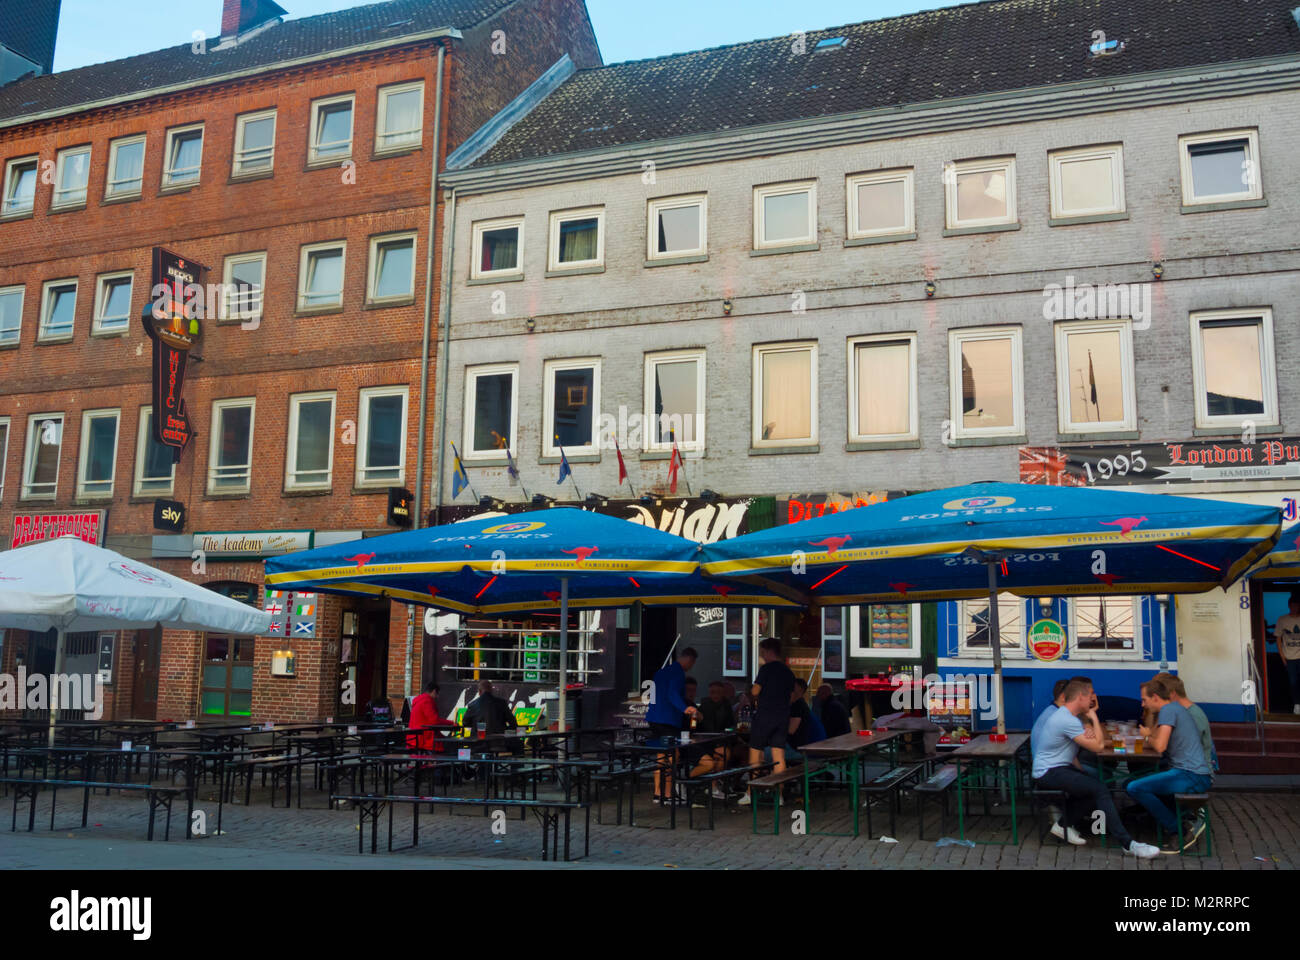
left=1127, top=677, right=1214, bottom=852
left=406, top=680, right=459, bottom=753
left=1030, top=678, right=1070, bottom=757
left=684, top=677, right=699, bottom=709
left=689, top=681, right=735, bottom=797
left=814, top=684, right=851, bottom=738
left=1068, top=675, right=1099, bottom=774
left=1151, top=673, right=1217, bottom=774
left=1032, top=679, right=1159, bottom=859
left=787, top=678, right=827, bottom=758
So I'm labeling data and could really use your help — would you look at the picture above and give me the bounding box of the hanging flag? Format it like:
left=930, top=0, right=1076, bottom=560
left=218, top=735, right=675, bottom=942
left=1088, top=350, right=1098, bottom=407
left=451, top=442, right=471, bottom=500
left=293, top=621, right=316, bottom=637
left=505, top=447, right=520, bottom=481
left=262, top=589, right=288, bottom=638
left=557, top=447, right=572, bottom=485
left=668, top=443, right=683, bottom=495
left=614, top=438, right=628, bottom=485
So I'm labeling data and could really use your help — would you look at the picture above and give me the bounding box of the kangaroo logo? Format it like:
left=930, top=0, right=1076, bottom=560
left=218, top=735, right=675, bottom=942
left=1099, top=517, right=1147, bottom=538
left=562, top=546, right=599, bottom=565
left=810, top=535, right=851, bottom=555
left=344, top=553, right=377, bottom=569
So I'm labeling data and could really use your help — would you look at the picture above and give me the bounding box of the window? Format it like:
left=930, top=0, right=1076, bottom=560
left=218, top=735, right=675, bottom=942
left=1179, top=129, right=1262, bottom=206
left=1049, top=144, right=1125, bottom=219
left=752, top=342, right=818, bottom=447
left=960, top=594, right=1024, bottom=655
left=298, top=241, right=345, bottom=311
left=233, top=109, right=276, bottom=176
left=376, top=81, right=424, bottom=153
left=848, top=333, right=918, bottom=442
left=850, top=604, right=922, bottom=658
left=2, top=156, right=37, bottom=216
left=286, top=392, right=336, bottom=490
left=105, top=135, right=145, bottom=198
left=1190, top=308, right=1277, bottom=428
left=309, top=94, right=354, bottom=164
left=471, top=217, right=523, bottom=279
left=0, top=285, right=22, bottom=346
left=77, top=408, right=119, bottom=498
left=357, top=386, right=407, bottom=485
left=821, top=607, right=847, bottom=679
left=1070, top=597, right=1141, bottom=656
left=52, top=146, right=91, bottom=208
left=548, top=207, right=604, bottom=271
left=949, top=326, right=1024, bottom=439
left=1054, top=320, right=1136, bottom=433
left=846, top=169, right=914, bottom=239
left=753, top=181, right=817, bottom=249
left=644, top=350, right=705, bottom=452
left=134, top=407, right=175, bottom=496
left=21, top=413, right=63, bottom=499
left=367, top=232, right=416, bottom=303
left=221, top=252, right=266, bottom=322
left=464, top=364, right=517, bottom=459
left=38, top=279, right=77, bottom=342
left=0, top=417, right=9, bottom=499
left=543, top=359, right=600, bottom=458
left=162, top=124, right=204, bottom=188
left=208, top=398, right=255, bottom=494
left=944, top=157, right=1016, bottom=229
left=723, top=608, right=749, bottom=678
left=92, top=272, right=133, bottom=334
left=647, top=194, right=707, bottom=260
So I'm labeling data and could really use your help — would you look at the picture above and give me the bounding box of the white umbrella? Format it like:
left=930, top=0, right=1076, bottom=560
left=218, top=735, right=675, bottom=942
left=0, top=536, right=270, bottom=744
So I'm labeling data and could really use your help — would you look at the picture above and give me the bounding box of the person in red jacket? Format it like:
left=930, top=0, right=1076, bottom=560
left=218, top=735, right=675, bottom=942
left=407, top=680, right=458, bottom=753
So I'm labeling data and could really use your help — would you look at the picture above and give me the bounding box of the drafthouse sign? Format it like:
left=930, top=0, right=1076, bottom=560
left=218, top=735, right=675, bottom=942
left=11, top=511, right=106, bottom=549
left=142, top=247, right=207, bottom=462
left=1020, top=439, right=1300, bottom=487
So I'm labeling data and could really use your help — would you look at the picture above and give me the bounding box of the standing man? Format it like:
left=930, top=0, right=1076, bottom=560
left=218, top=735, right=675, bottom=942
left=645, top=647, right=700, bottom=803
left=1274, top=592, right=1300, bottom=714
left=1032, top=679, right=1160, bottom=858
left=738, top=638, right=796, bottom=805
left=1128, top=677, right=1214, bottom=851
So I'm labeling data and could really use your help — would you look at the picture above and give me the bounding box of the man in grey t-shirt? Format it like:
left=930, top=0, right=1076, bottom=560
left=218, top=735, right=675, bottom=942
left=1127, top=677, right=1214, bottom=849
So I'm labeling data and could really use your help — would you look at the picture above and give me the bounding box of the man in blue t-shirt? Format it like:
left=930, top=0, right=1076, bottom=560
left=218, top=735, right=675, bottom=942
left=1126, top=676, right=1213, bottom=851
left=646, top=647, right=700, bottom=804
left=1030, top=678, right=1070, bottom=757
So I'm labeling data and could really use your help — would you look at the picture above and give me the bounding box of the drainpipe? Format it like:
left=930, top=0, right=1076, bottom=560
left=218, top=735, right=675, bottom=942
left=404, top=40, right=447, bottom=702
left=433, top=186, right=457, bottom=516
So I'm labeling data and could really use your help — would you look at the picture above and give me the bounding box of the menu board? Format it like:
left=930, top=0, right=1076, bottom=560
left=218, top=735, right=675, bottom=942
left=868, top=604, right=913, bottom=648
left=926, top=680, right=974, bottom=731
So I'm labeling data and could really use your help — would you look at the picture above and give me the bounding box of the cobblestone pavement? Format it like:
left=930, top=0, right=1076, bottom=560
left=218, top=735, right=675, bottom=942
left=2, top=770, right=1295, bottom=870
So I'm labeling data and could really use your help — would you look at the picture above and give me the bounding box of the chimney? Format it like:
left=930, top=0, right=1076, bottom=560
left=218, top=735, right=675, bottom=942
left=222, top=0, right=288, bottom=40
left=0, top=0, right=61, bottom=84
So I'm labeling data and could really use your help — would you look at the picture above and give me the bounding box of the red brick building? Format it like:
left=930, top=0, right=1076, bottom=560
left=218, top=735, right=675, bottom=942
left=0, top=0, right=601, bottom=722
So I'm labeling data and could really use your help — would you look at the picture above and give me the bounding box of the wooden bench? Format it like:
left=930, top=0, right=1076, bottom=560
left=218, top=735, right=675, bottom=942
left=1028, top=787, right=1068, bottom=843
left=860, top=762, right=926, bottom=838
left=1173, top=792, right=1213, bottom=857
left=331, top=792, right=590, bottom=862
left=590, top=759, right=661, bottom=826
left=2, top=777, right=189, bottom=841
left=224, top=754, right=299, bottom=808
left=747, top=763, right=822, bottom=835
left=679, top=762, right=773, bottom=830
left=913, top=764, right=959, bottom=840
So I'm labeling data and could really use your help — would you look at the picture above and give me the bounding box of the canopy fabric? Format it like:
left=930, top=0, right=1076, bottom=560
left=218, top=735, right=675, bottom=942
left=700, top=482, right=1281, bottom=606
left=0, top=536, right=270, bottom=634
left=264, top=507, right=796, bottom=615
left=1247, top=522, right=1300, bottom=579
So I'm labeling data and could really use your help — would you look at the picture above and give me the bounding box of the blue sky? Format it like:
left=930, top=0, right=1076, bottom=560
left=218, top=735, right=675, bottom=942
left=53, top=0, right=977, bottom=72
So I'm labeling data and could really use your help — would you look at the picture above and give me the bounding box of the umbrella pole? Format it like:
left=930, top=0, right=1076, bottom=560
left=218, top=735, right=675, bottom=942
left=558, top=577, right=568, bottom=740
left=985, top=563, right=1007, bottom=736
left=48, top=627, right=65, bottom=748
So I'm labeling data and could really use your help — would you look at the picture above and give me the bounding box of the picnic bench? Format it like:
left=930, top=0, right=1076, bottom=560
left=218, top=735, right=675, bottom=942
left=748, top=763, right=820, bottom=835
left=860, top=761, right=928, bottom=838
left=679, top=761, right=773, bottom=830
left=2, top=777, right=189, bottom=841
left=224, top=753, right=299, bottom=808
left=913, top=764, right=960, bottom=839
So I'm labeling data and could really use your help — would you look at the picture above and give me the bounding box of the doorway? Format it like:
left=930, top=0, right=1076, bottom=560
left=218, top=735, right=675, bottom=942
left=132, top=626, right=161, bottom=720
left=338, top=605, right=390, bottom=718
left=640, top=607, right=677, bottom=684
left=1253, top=580, right=1300, bottom=717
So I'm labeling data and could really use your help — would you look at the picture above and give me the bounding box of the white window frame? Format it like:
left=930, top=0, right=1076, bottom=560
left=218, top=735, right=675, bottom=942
left=0, top=416, right=9, bottom=500
left=52, top=145, right=92, bottom=209
left=207, top=398, right=256, bottom=495
left=542, top=358, right=601, bottom=459
left=309, top=94, right=355, bottom=166
left=1054, top=319, right=1137, bottom=434
left=76, top=408, right=120, bottom=499
left=105, top=134, right=146, bottom=199
left=547, top=207, right=605, bottom=272
left=958, top=594, right=1027, bottom=658
left=232, top=108, right=276, bottom=177
left=286, top=391, right=337, bottom=491
left=846, top=168, right=914, bottom=239
left=752, top=341, right=819, bottom=448
left=366, top=231, right=417, bottom=304
left=297, top=241, right=346, bottom=312
left=847, top=333, right=918, bottom=442
left=1178, top=129, right=1263, bottom=206
left=92, top=271, right=134, bottom=335
left=38, top=278, right=77, bottom=343
left=753, top=180, right=817, bottom=249
left=356, top=386, right=408, bottom=487
left=646, top=193, right=708, bottom=261
left=133, top=406, right=175, bottom=497
left=944, top=156, right=1017, bottom=229
left=21, top=412, right=63, bottom=500
left=0, top=284, right=23, bottom=346
left=463, top=363, right=519, bottom=460
left=1189, top=307, right=1278, bottom=429
left=948, top=325, right=1025, bottom=440
left=1067, top=596, right=1144, bottom=661
left=375, top=80, right=424, bottom=154
left=643, top=349, right=706, bottom=454
left=1049, top=144, right=1125, bottom=219
left=2, top=155, right=38, bottom=217
left=221, top=251, right=266, bottom=322
left=162, top=123, right=204, bottom=189
left=470, top=217, right=524, bottom=280
left=820, top=607, right=848, bottom=679
left=849, top=604, right=923, bottom=659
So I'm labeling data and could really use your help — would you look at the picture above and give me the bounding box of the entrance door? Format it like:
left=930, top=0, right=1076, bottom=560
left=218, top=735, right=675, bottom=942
left=200, top=634, right=255, bottom=718
left=353, top=609, right=390, bottom=716
left=1253, top=580, right=1299, bottom=716
left=132, top=626, right=161, bottom=720
left=640, top=607, right=677, bottom=684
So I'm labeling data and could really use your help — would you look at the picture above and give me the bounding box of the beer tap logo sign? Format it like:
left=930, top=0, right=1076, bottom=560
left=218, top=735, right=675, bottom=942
left=143, top=247, right=207, bottom=462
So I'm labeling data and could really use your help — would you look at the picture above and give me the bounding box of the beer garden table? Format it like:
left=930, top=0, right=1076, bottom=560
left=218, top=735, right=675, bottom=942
left=797, top=729, right=913, bottom=837
left=952, top=733, right=1030, bottom=845
left=602, top=731, right=738, bottom=829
